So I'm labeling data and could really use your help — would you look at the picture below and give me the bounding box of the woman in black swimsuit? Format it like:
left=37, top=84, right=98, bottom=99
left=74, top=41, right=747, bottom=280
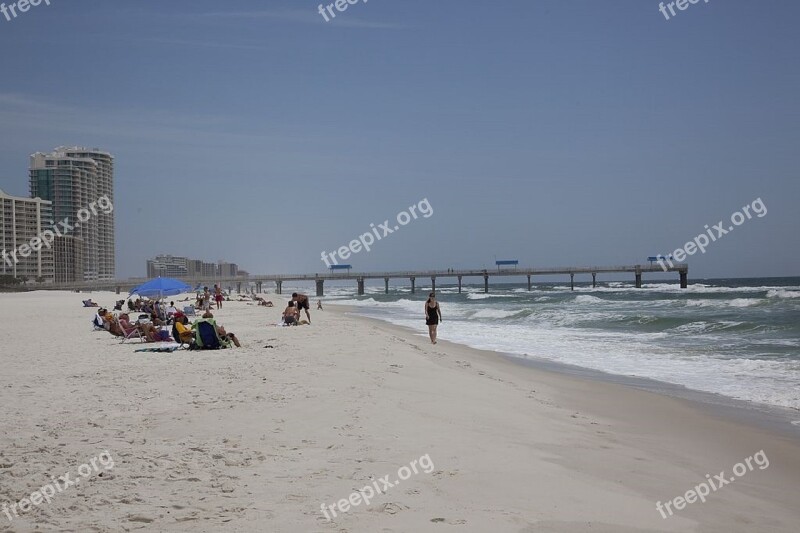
left=425, top=292, right=442, bottom=344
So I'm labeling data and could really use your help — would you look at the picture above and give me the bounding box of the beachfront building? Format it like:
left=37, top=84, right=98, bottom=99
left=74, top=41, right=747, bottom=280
left=29, top=147, right=115, bottom=282
left=146, top=255, right=245, bottom=279
left=217, top=261, right=238, bottom=277
left=147, top=254, right=190, bottom=278
left=0, top=188, right=55, bottom=282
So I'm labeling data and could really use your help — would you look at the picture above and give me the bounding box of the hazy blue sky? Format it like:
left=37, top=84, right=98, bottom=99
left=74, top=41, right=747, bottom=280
left=0, top=0, right=797, bottom=281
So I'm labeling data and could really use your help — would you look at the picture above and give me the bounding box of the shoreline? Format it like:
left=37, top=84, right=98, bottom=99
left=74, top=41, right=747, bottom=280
left=335, top=304, right=800, bottom=440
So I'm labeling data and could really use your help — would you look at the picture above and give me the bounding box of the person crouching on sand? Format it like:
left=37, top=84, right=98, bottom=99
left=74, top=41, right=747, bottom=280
left=425, top=292, right=442, bottom=344
left=283, top=301, right=299, bottom=326
left=291, top=292, right=311, bottom=324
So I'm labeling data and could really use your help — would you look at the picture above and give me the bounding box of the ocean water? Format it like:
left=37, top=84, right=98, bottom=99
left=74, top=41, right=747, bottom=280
left=323, top=278, right=800, bottom=410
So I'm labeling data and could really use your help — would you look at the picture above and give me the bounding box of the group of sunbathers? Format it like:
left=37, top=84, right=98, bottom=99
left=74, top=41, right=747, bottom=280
left=92, top=299, right=240, bottom=348
left=93, top=307, right=173, bottom=342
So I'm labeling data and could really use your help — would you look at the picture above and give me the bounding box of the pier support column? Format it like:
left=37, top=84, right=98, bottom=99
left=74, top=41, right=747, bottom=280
left=570, top=273, right=574, bottom=291
left=410, top=277, right=415, bottom=294
left=592, top=273, right=596, bottom=288
left=484, top=274, right=489, bottom=294
left=458, top=276, right=462, bottom=293
left=431, top=277, right=436, bottom=293
left=357, top=278, right=365, bottom=296
left=384, top=278, right=389, bottom=294
left=680, top=270, right=688, bottom=289
left=527, top=275, right=531, bottom=291
left=635, top=267, right=642, bottom=289
left=276, top=280, right=282, bottom=295
left=316, top=279, right=324, bottom=297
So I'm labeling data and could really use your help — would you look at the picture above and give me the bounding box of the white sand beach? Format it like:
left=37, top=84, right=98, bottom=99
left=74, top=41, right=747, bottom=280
left=0, top=291, right=798, bottom=532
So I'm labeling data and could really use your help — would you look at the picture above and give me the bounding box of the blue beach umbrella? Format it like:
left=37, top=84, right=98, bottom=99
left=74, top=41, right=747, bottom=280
left=129, top=277, right=192, bottom=299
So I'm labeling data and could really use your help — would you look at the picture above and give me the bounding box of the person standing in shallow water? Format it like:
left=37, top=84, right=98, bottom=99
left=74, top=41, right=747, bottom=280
left=425, top=292, right=442, bottom=344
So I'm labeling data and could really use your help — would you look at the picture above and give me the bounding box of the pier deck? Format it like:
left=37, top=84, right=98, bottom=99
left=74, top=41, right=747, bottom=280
left=42, top=263, right=688, bottom=296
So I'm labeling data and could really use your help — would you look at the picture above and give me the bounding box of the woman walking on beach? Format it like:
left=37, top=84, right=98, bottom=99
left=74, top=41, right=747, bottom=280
left=425, top=292, right=442, bottom=344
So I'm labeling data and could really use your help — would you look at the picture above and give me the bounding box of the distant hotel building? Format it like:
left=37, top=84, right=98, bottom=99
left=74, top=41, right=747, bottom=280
left=29, top=147, right=115, bottom=282
left=0, top=188, right=55, bottom=281
left=146, top=255, right=245, bottom=279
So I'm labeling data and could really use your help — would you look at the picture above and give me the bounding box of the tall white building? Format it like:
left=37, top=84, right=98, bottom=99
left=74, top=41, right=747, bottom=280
left=29, top=147, right=115, bottom=282
left=0, top=188, right=54, bottom=282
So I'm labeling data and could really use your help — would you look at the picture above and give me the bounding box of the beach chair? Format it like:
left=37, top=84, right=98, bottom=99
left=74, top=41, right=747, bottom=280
left=171, top=322, right=194, bottom=350
left=183, top=305, right=196, bottom=316
left=121, top=328, right=145, bottom=344
left=117, top=318, right=145, bottom=344
left=191, top=319, right=229, bottom=350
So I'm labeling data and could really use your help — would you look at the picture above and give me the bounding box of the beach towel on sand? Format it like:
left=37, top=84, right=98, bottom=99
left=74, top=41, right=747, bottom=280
left=134, top=343, right=180, bottom=353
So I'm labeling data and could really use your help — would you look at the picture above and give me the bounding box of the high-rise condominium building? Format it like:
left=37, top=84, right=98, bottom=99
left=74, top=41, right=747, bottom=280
left=146, top=255, right=244, bottom=279
left=0, top=188, right=55, bottom=281
left=29, top=147, right=115, bottom=282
